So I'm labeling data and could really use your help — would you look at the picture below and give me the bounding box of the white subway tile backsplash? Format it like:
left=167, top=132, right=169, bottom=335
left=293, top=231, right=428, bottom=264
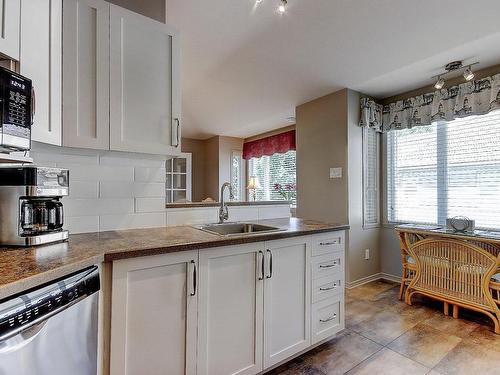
left=30, top=146, right=169, bottom=233
left=100, top=213, right=166, bottom=231
left=69, top=181, right=99, bottom=199
left=135, top=198, right=166, bottom=213
left=100, top=182, right=165, bottom=198
left=65, top=216, right=99, bottom=234
left=100, top=153, right=166, bottom=167
left=64, top=198, right=134, bottom=216
left=134, top=167, right=166, bottom=182
left=58, top=164, right=134, bottom=182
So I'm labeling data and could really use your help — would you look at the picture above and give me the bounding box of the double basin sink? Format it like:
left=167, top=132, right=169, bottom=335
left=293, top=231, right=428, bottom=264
left=195, top=222, right=283, bottom=237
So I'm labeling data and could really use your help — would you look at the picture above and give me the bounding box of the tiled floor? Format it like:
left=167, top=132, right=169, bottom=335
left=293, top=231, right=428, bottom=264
left=265, top=280, right=500, bottom=375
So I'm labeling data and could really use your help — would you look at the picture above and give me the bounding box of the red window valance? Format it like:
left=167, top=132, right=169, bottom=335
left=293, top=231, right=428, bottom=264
left=243, top=130, right=296, bottom=160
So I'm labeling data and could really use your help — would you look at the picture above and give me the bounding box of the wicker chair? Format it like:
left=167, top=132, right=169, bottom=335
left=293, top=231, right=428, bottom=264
left=405, top=238, right=500, bottom=333
left=398, top=232, right=421, bottom=300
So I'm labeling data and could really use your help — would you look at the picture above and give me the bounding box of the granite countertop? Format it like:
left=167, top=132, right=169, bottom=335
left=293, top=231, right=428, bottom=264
left=0, top=218, right=348, bottom=300
left=166, top=200, right=292, bottom=208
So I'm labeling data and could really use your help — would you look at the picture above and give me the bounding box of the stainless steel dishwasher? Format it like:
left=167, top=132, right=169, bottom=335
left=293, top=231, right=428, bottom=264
left=0, top=266, right=100, bottom=375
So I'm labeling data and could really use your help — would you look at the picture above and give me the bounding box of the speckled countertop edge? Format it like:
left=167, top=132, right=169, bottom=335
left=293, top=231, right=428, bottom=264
left=0, top=218, right=348, bottom=300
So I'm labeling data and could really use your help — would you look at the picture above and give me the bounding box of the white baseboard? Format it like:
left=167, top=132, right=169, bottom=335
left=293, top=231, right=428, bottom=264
left=346, top=272, right=401, bottom=289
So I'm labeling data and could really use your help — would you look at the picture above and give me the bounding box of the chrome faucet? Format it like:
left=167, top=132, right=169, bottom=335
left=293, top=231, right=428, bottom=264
left=219, top=182, right=234, bottom=223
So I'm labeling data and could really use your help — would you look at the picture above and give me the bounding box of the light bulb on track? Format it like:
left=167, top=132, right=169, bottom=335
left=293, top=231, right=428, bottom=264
left=463, top=67, right=474, bottom=81
left=434, top=76, right=445, bottom=90
left=278, top=0, right=287, bottom=13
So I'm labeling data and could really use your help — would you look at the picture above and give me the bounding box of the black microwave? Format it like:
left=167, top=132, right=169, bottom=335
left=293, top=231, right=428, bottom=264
left=0, top=66, right=33, bottom=152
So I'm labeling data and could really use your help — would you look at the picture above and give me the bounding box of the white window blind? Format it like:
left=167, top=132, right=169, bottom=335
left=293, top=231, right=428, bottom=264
left=247, top=150, right=296, bottom=205
left=387, top=109, right=500, bottom=229
left=363, top=127, right=380, bottom=227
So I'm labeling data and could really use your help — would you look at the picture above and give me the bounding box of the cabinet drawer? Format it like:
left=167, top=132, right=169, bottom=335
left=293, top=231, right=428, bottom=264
left=311, top=297, right=344, bottom=344
left=312, top=232, right=344, bottom=257
left=312, top=275, right=343, bottom=303
left=311, top=252, right=344, bottom=280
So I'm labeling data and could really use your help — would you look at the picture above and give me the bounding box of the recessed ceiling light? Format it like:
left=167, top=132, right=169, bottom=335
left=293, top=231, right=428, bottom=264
left=434, top=76, right=445, bottom=90
left=286, top=116, right=296, bottom=123
left=278, top=0, right=287, bottom=14
left=463, top=67, right=474, bottom=81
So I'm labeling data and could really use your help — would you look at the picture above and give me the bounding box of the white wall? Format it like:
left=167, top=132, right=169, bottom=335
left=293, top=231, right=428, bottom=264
left=30, top=142, right=167, bottom=234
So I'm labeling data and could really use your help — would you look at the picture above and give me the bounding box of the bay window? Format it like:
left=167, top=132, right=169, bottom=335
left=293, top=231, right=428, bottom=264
left=386, top=109, right=500, bottom=229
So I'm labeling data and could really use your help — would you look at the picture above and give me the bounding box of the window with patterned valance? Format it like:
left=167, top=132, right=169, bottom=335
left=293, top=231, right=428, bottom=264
left=359, top=73, right=500, bottom=132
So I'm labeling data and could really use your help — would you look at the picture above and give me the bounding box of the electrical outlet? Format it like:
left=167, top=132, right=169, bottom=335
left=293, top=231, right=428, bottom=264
left=364, top=249, right=370, bottom=260
left=329, top=167, right=342, bottom=179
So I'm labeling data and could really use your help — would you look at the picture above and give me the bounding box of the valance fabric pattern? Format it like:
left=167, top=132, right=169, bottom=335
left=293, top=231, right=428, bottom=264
left=360, top=73, right=500, bottom=132
left=243, top=130, right=296, bottom=160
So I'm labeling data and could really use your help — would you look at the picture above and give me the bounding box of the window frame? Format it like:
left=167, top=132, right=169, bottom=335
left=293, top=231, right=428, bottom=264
left=362, top=127, right=381, bottom=228
left=230, top=150, right=245, bottom=201
left=383, top=115, right=500, bottom=230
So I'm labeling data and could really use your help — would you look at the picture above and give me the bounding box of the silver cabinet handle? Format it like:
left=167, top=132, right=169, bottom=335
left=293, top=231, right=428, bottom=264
left=190, top=260, right=197, bottom=296
left=258, top=250, right=264, bottom=281
left=319, top=262, right=338, bottom=268
left=319, top=284, right=338, bottom=291
left=31, top=86, right=36, bottom=125
left=266, top=249, right=273, bottom=279
left=319, top=314, right=337, bottom=323
left=173, top=118, right=180, bottom=147
left=319, top=240, right=339, bottom=246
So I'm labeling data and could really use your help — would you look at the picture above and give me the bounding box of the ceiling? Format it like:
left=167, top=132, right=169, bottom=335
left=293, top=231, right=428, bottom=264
left=166, top=0, right=500, bottom=139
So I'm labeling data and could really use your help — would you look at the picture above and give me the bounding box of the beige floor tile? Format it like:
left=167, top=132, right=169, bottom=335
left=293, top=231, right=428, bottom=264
left=345, top=348, right=429, bottom=375
left=433, top=341, right=500, bottom=375
left=350, top=309, right=421, bottom=345
left=463, top=324, right=500, bottom=352
left=304, top=330, right=383, bottom=375
left=423, top=313, right=482, bottom=339
left=387, top=322, right=462, bottom=367
left=345, top=299, right=384, bottom=328
left=346, top=280, right=397, bottom=301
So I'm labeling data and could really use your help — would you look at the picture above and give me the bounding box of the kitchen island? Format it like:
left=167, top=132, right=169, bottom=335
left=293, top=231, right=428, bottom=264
left=0, top=218, right=348, bottom=375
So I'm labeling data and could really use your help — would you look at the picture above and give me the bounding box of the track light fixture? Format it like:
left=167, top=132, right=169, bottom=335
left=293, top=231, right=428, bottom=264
left=463, top=67, right=475, bottom=81
left=434, top=76, right=445, bottom=90
left=431, top=61, right=479, bottom=89
left=278, top=0, right=287, bottom=13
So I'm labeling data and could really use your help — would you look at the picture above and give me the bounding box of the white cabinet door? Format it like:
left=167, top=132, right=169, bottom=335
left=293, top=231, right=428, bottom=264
left=198, top=243, right=265, bottom=375
left=20, top=0, right=62, bottom=145
left=109, top=5, right=181, bottom=155
left=263, top=236, right=311, bottom=368
left=0, top=0, right=20, bottom=60
left=110, top=251, right=198, bottom=375
left=62, top=0, right=109, bottom=150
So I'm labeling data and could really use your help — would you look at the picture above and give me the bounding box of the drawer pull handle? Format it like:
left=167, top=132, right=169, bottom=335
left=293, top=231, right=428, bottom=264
left=319, top=240, right=339, bottom=246
left=320, top=314, right=337, bottom=323
left=319, top=262, right=338, bottom=268
left=319, top=284, right=337, bottom=291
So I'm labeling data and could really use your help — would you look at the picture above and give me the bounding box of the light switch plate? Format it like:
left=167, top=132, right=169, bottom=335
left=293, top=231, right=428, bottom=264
left=329, top=167, right=342, bottom=179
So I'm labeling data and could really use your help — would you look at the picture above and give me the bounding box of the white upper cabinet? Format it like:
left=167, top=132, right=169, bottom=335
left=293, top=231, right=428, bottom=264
left=263, top=237, right=311, bottom=368
left=0, top=0, right=20, bottom=60
left=20, top=0, right=62, bottom=146
left=109, top=4, right=181, bottom=155
left=62, top=0, right=110, bottom=150
left=110, top=251, right=198, bottom=375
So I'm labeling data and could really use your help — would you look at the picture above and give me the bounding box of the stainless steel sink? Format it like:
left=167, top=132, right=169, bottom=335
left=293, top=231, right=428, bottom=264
left=195, top=222, right=283, bottom=236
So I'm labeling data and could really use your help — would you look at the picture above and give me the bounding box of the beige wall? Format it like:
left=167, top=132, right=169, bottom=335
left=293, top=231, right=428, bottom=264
left=296, top=88, right=382, bottom=284
left=181, top=138, right=206, bottom=202
left=108, top=0, right=166, bottom=22
left=244, top=125, right=296, bottom=143
left=296, top=89, right=349, bottom=224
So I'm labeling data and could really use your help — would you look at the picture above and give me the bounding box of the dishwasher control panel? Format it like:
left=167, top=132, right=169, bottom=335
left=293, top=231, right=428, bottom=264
left=0, top=266, right=99, bottom=342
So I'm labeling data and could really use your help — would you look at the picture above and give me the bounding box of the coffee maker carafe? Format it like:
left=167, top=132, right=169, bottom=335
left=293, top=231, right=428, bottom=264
left=0, top=166, right=69, bottom=246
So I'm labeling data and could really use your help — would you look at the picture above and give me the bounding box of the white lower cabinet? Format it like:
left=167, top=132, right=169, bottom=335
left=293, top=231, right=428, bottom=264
left=110, top=250, right=198, bottom=375
left=263, top=237, right=311, bottom=369
left=109, top=231, right=345, bottom=375
left=197, top=243, right=264, bottom=375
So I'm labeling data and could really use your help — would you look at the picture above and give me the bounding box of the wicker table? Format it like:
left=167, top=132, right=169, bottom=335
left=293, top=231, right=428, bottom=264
left=396, top=225, right=500, bottom=334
